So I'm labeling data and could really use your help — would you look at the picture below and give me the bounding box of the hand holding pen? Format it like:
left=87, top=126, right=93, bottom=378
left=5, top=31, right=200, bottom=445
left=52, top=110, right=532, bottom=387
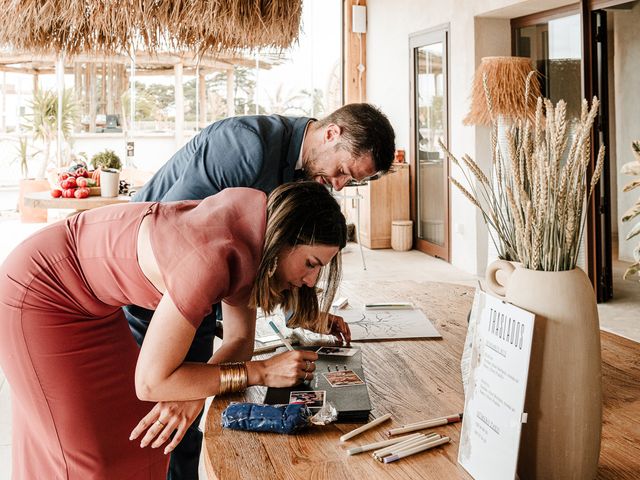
left=327, top=313, right=351, bottom=345
left=259, top=350, right=318, bottom=387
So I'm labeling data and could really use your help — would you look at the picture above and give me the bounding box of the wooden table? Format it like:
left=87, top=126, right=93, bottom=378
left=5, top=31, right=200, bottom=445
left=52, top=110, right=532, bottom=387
left=23, top=190, right=130, bottom=211
left=203, top=280, right=640, bottom=480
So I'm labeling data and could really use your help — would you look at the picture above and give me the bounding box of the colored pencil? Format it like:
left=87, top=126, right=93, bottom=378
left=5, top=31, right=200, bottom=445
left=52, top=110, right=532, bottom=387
left=267, top=321, right=294, bottom=351
left=387, top=413, right=462, bottom=436
left=383, top=436, right=451, bottom=463
left=373, top=433, right=439, bottom=460
left=340, top=413, right=392, bottom=442
left=346, top=433, right=422, bottom=455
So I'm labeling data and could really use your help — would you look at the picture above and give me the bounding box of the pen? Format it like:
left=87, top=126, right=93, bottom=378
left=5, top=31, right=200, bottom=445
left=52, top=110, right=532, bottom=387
left=364, top=302, right=413, bottom=310
left=268, top=320, right=294, bottom=351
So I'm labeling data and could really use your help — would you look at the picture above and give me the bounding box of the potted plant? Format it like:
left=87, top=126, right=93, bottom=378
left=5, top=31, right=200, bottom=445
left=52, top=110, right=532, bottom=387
left=18, top=89, right=79, bottom=222
left=90, top=149, right=123, bottom=171
left=443, top=86, right=605, bottom=479
left=620, top=140, right=640, bottom=281
left=91, top=150, right=122, bottom=197
left=25, top=88, right=79, bottom=179
left=14, top=136, right=49, bottom=223
left=14, top=136, right=30, bottom=178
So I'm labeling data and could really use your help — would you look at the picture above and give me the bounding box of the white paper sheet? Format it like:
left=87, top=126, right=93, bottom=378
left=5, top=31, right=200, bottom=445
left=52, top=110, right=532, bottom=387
left=339, top=308, right=441, bottom=340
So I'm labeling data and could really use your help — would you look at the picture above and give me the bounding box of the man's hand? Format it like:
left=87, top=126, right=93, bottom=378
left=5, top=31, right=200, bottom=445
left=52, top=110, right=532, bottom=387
left=130, top=399, right=205, bottom=455
left=327, top=313, right=351, bottom=344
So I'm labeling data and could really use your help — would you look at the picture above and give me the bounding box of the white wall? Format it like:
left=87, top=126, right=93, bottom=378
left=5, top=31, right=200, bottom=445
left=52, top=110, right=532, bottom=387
left=613, top=2, right=640, bottom=262
left=71, top=132, right=194, bottom=173
left=366, top=0, right=568, bottom=275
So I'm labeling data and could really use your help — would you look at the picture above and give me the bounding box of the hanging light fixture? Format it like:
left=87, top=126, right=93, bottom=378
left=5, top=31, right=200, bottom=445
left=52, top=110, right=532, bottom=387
left=463, top=56, right=541, bottom=126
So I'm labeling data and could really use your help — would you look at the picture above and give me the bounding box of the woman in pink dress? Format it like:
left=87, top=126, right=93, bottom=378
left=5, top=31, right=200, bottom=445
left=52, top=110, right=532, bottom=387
left=0, top=181, right=349, bottom=479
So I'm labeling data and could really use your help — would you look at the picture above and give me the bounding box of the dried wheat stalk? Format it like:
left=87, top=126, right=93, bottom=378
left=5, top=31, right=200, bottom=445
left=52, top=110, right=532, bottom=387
left=450, top=84, right=605, bottom=270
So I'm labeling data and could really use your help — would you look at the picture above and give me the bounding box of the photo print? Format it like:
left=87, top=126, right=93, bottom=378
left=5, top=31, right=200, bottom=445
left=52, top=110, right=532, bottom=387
left=316, top=346, right=359, bottom=357
left=289, top=390, right=326, bottom=409
left=323, top=370, right=365, bottom=387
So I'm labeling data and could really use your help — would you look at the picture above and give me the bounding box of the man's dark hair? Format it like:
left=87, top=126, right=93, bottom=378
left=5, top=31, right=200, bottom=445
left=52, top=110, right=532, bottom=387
left=316, top=103, right=396, bottom=174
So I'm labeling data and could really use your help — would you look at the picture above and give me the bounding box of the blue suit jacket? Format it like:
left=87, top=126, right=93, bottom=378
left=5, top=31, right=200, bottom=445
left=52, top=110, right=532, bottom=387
left=133, top=114, right=311, bottom=202
left=125, top=114, right=312, bottom=360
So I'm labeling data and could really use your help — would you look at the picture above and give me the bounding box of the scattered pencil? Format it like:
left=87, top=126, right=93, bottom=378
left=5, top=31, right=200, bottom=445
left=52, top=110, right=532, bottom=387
left=340, top=413, right=392, bottom=442
left=373, top=433, right=439, bottom=461
left=383, top=436, right=451, bottom=463
left=346, top=433, right=422, bottom=456
left=364, top=302, right=414, bottom=310
left=387, top=413, right=462, bottom=436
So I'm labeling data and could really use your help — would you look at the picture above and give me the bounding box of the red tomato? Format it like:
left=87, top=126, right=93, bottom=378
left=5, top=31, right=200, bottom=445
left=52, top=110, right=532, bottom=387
left=51, top=189, right=62, bottom=198
left=58, top=172, right=70, bottom=181
left=75, top=187, right=90, bottom=198
left=63, top=188, right=76, bottom=198
left=76, top=177, right=88, bottom=188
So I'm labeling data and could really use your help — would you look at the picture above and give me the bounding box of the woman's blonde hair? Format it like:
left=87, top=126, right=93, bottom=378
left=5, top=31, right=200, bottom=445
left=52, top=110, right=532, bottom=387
left=250, top=182, right=347, bottom=333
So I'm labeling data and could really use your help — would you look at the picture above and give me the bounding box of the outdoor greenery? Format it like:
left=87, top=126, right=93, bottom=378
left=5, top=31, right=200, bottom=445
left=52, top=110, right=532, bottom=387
left=23, top=88, right=79, bottom=178
left=120, top=66, right=323, bottom=128
left=13, top=137, right=31, bottom=178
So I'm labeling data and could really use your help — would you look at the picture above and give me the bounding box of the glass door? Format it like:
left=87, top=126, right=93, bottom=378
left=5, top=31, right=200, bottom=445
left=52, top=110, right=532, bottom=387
left=513, top=7, right=615, bottom=301
left=409, top=27, right=449, bottom=260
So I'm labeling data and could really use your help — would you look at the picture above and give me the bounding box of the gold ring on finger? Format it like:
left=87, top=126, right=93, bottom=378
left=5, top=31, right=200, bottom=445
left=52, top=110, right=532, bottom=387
left=305, top=360, right=311, bottom=371
left=156, top=420, right=166, bottom=427
left=304, top=371, right=310, bottom=381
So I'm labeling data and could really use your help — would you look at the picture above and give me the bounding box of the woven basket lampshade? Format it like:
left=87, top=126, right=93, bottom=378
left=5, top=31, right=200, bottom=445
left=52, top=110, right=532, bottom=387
left=463, top=56, right=541, bottom=126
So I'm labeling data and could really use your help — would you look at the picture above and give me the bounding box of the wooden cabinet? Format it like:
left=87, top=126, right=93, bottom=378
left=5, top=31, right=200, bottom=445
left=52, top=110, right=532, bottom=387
left=339, top=164, right=410, bottom=249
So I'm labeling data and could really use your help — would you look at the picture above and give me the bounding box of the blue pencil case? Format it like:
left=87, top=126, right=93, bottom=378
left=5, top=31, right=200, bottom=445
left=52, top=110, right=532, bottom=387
left=221, top=402, right=311, bottom=434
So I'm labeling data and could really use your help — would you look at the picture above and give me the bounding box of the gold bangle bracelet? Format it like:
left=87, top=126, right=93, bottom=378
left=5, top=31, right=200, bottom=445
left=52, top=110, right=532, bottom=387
left=218, top=362, right=248, bottom=395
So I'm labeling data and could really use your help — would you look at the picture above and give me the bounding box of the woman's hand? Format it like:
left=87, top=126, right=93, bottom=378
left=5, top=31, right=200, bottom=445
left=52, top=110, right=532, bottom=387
left=258, top=350, right=319, bottom=388
left=130, top=399, right=205, bottom=455
left=327, top=313, right=351, bottom=344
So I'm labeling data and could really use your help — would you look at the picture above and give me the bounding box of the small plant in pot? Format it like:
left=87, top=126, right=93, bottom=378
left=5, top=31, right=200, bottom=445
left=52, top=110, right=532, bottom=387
left=91, top=150, right=122, bottom=197
left=91, top=149, right=122, bottom=171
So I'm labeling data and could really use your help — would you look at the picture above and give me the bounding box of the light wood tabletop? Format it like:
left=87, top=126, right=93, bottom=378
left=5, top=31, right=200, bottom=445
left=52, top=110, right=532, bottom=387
left=203, top=279, right=640, bottom=479
left=204, top=281, right=475, bottom=480
left=23, top=190, right=130, bottom=211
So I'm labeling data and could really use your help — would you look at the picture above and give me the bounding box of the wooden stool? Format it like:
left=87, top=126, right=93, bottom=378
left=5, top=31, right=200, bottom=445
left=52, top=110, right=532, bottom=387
left=391, top=220, right=413, bottom=251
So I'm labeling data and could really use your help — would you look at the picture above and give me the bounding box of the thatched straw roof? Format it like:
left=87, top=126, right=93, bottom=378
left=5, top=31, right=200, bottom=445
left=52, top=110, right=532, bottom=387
left=0, top=0, right=302, bottom=57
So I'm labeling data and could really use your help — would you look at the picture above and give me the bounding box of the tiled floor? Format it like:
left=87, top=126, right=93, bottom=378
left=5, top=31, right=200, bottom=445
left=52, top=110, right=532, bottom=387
left=0, top=216, right=638, bottom=479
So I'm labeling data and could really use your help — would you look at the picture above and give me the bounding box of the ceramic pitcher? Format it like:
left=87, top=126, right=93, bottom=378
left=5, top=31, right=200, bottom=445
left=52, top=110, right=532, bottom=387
left=486, top=260, right=602, bottom=479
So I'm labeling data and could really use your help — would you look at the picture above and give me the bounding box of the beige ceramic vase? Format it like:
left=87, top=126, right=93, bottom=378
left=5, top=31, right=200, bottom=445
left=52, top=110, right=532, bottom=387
left=486, top=260, right=602, bottom=479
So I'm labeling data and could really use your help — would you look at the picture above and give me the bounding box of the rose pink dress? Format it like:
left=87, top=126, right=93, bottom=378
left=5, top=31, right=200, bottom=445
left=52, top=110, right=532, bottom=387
left=0, top=188, right=266, bottom=479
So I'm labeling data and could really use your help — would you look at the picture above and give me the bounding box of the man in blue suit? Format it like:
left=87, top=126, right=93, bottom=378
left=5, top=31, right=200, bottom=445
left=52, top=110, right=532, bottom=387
left=127, top=103, right=395, bottom=479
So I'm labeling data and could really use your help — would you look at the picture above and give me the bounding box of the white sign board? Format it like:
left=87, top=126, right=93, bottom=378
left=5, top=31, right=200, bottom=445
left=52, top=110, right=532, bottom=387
left=458, top=291, right=535, bottom=480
